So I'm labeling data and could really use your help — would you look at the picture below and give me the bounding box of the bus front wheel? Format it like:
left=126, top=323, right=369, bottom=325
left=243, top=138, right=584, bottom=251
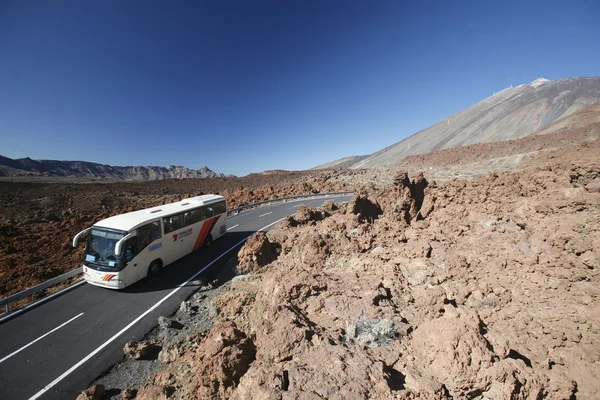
left=148, top=261, right=162, bottom=278
left=203, top=234, right=213, bottom=248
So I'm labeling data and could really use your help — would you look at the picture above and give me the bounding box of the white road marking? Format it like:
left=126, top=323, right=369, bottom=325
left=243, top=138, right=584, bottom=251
left=286, top=204, right=304, bottom=209
left=0, top=280, right=86, bottom=325
left=29, top=216, right=288, bottom=400
left=259, top=212, right=272, bottom=217
left=226, top=224, right=239, bottom=231
left=0, top=313, right=84, bottom=364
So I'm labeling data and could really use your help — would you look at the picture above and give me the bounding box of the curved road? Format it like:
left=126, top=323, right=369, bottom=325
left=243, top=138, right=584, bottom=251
left=0, top=195, right=352, bottom=400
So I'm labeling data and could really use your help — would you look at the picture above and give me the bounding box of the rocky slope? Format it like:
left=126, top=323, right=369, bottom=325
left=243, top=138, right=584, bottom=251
left=311, top=156, right=369, bottom=170
left=92, top=161, right=600, bottom=399
left=0, top=155, right=229, bottom=180
left=315, top=77, right=600, bottom=169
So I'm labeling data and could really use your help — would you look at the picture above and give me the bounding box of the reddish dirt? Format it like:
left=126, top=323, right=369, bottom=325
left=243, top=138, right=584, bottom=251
left=132, top=161, right=599, bottom=399
left=0, top=171, right=352, bottom=297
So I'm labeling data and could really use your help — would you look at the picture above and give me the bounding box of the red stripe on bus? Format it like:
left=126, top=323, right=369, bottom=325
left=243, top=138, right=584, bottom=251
left=193, top=215, right=221, bottom=251
left=193, top=218, right=212, bottom=251
left=205, top=216, right=221, bottom=243
left=192, top=221, right=207, bottom=251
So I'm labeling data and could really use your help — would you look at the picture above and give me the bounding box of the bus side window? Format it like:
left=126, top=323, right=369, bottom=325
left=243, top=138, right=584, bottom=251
left=164, top=214, right=183, bottom=233
left=163, top=217, right=171, bottom=234
left=149, top=221, right=161, bottom=240
left=183, top=209, right=201, bottom=226
left=214, top=201, right=226, bottom=214
left=137, top=221, right=161, bottom=251
left=200, top=206, right=214, bottom=220
left=163, top=215, right=183, bottom=234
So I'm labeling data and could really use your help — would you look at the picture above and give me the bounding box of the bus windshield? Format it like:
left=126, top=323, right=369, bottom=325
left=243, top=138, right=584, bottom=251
left=85, top=228, right=125, bottom=267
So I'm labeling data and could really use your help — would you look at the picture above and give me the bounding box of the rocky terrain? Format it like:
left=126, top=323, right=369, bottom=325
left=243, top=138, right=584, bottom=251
left=0, top=170, right=352, bottom=298
left=2, top=113, right=598, bottom=298
left=0, top=155, right=230, bottom=180
left=314, top=77, right=600, bottom=169
left=1, top=101, right=599, bottom=399
left=86, top=158, right=600, bottom=399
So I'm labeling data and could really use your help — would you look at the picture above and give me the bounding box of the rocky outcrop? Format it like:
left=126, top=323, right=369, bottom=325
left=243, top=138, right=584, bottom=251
left=383, top=171, right=429, bottom=224
left=294, top=205, right=329, bottom=224
left=136, top=322, right=256, bottom=400
left=204, top=168, right=599, bottom=398
left=346, top=193, right=382, bottom=223
left=236, top=232, right=278, bottom=274
left=409, top=308, right=544, bottom=398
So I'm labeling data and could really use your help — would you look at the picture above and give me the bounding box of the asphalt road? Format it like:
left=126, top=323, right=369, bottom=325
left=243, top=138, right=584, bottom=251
left=0, top=195, right=352, bottom=400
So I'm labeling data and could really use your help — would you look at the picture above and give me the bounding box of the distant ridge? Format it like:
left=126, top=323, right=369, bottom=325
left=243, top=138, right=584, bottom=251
left=0, top=155, right=231, bottom=180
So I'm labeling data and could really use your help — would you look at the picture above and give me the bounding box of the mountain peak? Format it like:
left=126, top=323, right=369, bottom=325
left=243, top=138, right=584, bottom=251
left=530, top=78, right=550, bottom=88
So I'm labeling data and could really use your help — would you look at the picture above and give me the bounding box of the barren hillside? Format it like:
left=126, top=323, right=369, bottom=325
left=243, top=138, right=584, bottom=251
left=312, top=77, right=600, bottom=170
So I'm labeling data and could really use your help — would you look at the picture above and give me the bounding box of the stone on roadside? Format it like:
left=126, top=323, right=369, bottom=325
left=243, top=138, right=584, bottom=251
left=123, top=340, right=162, bottom=360
left=179, top=300, right=198, bottom=315
left=158, top=316, right=183, bottom=330
left=121, top=388, right=137, bottom=400
left=76, top=384, right=105, bottom=400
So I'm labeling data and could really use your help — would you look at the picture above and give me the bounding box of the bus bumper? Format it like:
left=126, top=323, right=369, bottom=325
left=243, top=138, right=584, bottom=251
left=83, top=267, right=125, bottom=289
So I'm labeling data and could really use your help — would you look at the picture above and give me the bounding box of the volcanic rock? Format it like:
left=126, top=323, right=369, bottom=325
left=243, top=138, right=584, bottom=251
left=346, top=193, right=382, bottom=222
left=75, top=384, right=105, bottom=400
left=123, top=341, right=162, bottom=360
left=236, top=231, right=278, bottom=274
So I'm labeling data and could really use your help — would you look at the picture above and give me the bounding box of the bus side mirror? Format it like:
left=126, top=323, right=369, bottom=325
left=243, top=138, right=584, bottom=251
left=73, top=228, right=91, bottom=248
left=115, top=232, right=136, bottom=256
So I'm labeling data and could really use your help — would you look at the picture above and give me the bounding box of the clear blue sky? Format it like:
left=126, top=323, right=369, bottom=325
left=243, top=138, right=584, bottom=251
left=1, top=1, right=599, bottom=176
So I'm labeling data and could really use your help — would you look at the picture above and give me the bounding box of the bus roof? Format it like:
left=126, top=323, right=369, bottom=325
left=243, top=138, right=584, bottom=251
left=93, top=194, right=225, bottom=232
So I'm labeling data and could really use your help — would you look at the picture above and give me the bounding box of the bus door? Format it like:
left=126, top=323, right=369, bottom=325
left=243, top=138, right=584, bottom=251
left=120, top=235, right=146, bottom=284
left=135, top=221, right=162, bottom=280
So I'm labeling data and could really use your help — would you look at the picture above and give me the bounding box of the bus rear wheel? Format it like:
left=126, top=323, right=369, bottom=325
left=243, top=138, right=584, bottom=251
left=203, top=234, right=213, bottom=248
left=147, top=261, right=162, bottom=278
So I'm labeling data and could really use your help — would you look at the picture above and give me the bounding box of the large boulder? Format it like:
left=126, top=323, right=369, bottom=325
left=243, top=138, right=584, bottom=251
left=387, top=171, right=430, bottom=223
left=294, top=205, right=329, bottom=224
left=346, top=193, right=383, bottom=223
left=136, top=322, right=256, bottom=399
left=408, top=309, right=545, bottom=398
left=237, top=232, right=278, bottom=274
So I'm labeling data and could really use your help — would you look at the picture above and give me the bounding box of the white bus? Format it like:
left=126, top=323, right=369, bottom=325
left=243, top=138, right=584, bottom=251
left=72, top=194, right=227, bottom=289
